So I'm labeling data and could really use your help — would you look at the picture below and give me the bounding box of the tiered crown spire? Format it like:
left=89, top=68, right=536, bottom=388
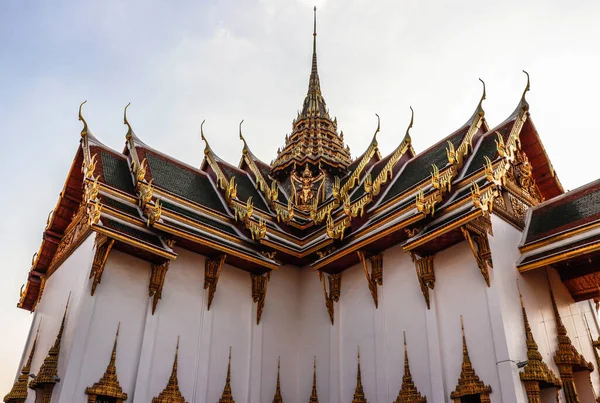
left=218, top=347, right=235, bottom=403
left=29, top=297, right=69, bottom=391
left=86, top=324, right=128, bottom=402
left=272, top=357, right=284, bottom=403
left=308, top=357, right=319, bottom=403
left=152, top=337, right=187, bottom=403
left=271, top=7, right=351, bottom=177
left=450, top=317, right=492, bottom=401
left=4, top=323, right=41, bottom=402
left=394, top=332, right=426, bottom=403
left=352, top=347, right=368, bottom=403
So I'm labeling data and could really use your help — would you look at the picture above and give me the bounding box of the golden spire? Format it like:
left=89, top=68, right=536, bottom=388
left=546, top=274, right=593, bottom=372
left=4, top=322, right=41, bottom=402
left=394, top=331, right=426, bottom=403
left=308, top=356, right=319, bottom=403
left=86, top=323, right=128, bottom=402
left=218, top=347, right=235, bottom=403
left=152, top=337, right=187, bottom=403
left=352, top=346, right=368, bottom=403
left=239, top=120, right=249, bottom=152
left=272, top=357, right=284, bottom=403
left=404, top=106, right=414, bottom=145
left=584, top=315, right=600, bottom=388
left=516, top=281, right=561, bottom=391
left=29, top=295, right=70, bottom=391
left=450, top=316, right=492, bottom=401
left=79, top=100, right=89, bottom=138
left=517, top=70, right=531, bottom=114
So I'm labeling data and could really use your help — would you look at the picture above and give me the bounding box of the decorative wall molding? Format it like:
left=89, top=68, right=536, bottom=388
left=204, top=255, right=226, bottom=311
left=89, top=234, right=115, bottom=296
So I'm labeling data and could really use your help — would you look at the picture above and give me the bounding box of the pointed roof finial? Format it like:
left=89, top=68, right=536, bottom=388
left=394, top=331, right=426, bottom=403
left=520, top=70, right=530, bottom=111
left=477, top=78, right=486, bottom=117
left=3, top=321, right=42, bottom=402
left=308, top=356, right=319, bottom=403
left=239, top=119, right=249, bottom=151
left=352, top=345, right=368, bottom=403
left=313, top=6, right=317, bottom=53
left=124, top=103, right=135, bottom=140
left=272, top=356, right=284, bottom=403
left=79, top=101, right=89, bottom=138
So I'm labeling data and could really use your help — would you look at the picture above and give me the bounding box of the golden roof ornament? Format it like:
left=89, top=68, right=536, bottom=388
left=79, top=100, right=89, bottom=138
left=4, top=322, right=41, bottom=403
left=516, top=281, right=561, bottom=399
left=352, top=347, right=368, bottom=403
left=29, top=296, right=70, bottom=392
left=124, top=103, right=135, bottom=140
left=308, top=356, right=319, bottom=403
left=86, top=323, right=128, bottom=403
left=218, top=347, right=235, bottom=403
left=152, top=337, right=187, bottom=403
left=272, top=357, right=284, bottom=403
left=394, top=331, right=426, bottom=403
left=450, top=316, right=492, bottom=402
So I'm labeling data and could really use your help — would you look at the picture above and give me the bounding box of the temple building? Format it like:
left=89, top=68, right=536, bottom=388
left=7, top=8, right=600, bottom=403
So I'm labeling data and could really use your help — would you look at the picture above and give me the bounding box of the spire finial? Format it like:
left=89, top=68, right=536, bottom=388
left=477, top=78, right=486, bottom=117
left=201, top=119, right=207, bottom=141
left=124, top=103, right=134, bottom=140
left=79, top=100, right=89, bottom=138
left=520, top=70, right=530, bottom=111
left=239, top=119, right=248, bottom=150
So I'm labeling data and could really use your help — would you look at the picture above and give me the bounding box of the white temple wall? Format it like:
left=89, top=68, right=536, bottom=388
left=434, top=239, right=503, bottom=402
left=61, top=249, right=150, bottom=403
left=298, top=266, right=332, bottom=402
left=24, top=234, right=95, bottom=403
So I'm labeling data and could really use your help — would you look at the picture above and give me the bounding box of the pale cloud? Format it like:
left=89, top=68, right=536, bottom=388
left=1, top=0, right=599, bottom=393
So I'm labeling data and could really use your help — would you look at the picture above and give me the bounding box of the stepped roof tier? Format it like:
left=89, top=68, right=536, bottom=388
left=22, top=12, right=600, bottom=313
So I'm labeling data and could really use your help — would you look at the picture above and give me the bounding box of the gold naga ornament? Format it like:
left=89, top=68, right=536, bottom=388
left=291, top=164, right=326, bottom=212
left=85, top=324, right=128, bottom=403
left=3, top=322, right=41, bottom=403
left=516, top=281, right=561, bottom=403
left=449, top=316, right=492, bottom=403
left=152, top=337, right=188, bottom=403
left=394, top=331, right=426, bottom=403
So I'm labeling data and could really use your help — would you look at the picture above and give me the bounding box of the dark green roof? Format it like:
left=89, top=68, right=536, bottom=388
left=463, top=121, right=513, bottom=177
left=526, top=182, right=600, bottom=243
left=102, top=217, right=164, bottom=248
left=161, top=201, right=238, bottom=237
left=220, top=164, right=269, bottom=212
left=101, top=195, right=140, bottom=217
left=381, top=127, right=467, bottom=205
left=144, top=151, right=227, bottom=214
left=98, top=149, right=136, bottom=195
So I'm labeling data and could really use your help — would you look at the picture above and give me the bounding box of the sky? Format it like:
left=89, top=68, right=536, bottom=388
left=1, top=0, right=600, bottom=393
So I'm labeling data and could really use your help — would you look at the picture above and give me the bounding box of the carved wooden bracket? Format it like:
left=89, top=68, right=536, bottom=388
left=89, top=234, right=115, bottom=296
left=410, top=253, right=435, bottom=309
left=319, top=271, right=342, bottom=325
left=370, top=253, right=383, bottom=285
left=461, top=217, right=493, bottom=287
left=204, top=255, right=226, bottom=310
left=251, top=272, right=270, bottom=325
left=357, top=251, right=381, bottom=308
left=149, top=261, right=170, bottom=314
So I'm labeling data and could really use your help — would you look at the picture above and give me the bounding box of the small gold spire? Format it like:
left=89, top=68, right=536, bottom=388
left=4, top=322, right=41, bottom=402
left=239, top=119, right=248, bottom=151
left=404, top=106, right=414, bottom=143
left=516, top=280, right=561, bottom=398
left=308, top=356, right=319, bottom=403
left=79, top=100, right=89, bottom=138
left=124, top=103, right=135, bottom=140
left=152, top=337, right=187, bottom=403
left=373, top=113, right=381, bottom=142
left=29, top=295, right=70, bottom=391
left=394, top=331, right=426, bottom=403
left=272, top=357, right=284, bottom=403
left=450, top=316, right=492, bottom=401
left=352, top=346, right=368, bottom=403
left=218, top=347, right=235, bottom=403
left=86, top=323, right=128, bottom=402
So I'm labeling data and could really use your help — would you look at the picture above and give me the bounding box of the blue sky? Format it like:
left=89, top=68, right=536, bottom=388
left=1, top=0, right=599, bottom=393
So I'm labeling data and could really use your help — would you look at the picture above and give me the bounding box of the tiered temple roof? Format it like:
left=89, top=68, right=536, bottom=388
left=19, top=8, right=600, bottom=315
